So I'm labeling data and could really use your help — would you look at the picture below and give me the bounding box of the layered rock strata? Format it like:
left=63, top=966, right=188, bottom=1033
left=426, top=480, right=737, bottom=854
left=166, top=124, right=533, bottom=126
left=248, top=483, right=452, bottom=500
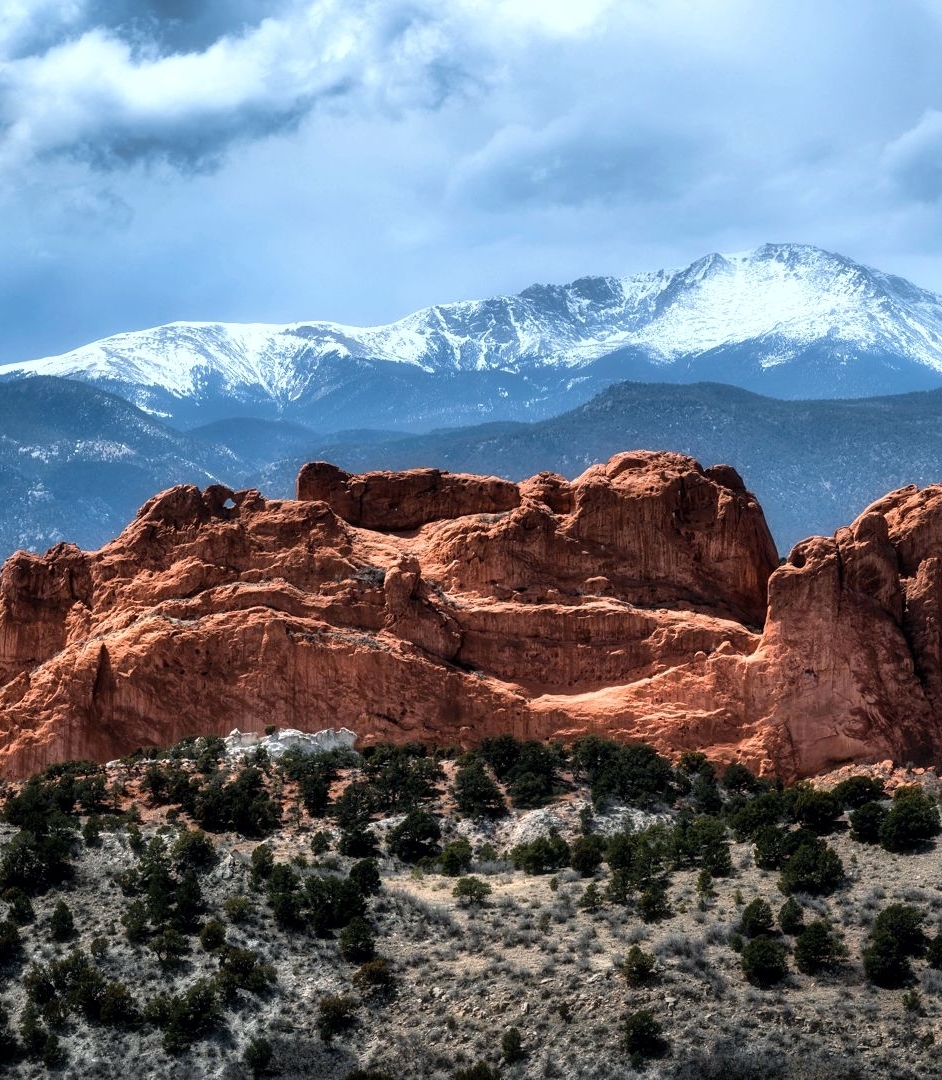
left=0, top=451, right=939, bottom=780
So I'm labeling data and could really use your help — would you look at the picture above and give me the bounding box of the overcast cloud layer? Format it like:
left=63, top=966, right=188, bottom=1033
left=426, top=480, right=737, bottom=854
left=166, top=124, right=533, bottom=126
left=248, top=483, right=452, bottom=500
left=3, top=0, right=942, bottom=360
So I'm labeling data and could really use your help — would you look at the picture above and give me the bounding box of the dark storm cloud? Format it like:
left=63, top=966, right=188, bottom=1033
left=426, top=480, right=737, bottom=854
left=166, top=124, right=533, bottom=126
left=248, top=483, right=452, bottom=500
left=0, top=1, right=478, bottom=173
left=84, top=0, right=286, bottom=55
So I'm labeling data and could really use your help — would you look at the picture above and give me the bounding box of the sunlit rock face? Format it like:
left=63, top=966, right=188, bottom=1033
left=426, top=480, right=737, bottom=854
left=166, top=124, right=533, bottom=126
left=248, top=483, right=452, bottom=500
left=3, top=452, right=940, bottom=782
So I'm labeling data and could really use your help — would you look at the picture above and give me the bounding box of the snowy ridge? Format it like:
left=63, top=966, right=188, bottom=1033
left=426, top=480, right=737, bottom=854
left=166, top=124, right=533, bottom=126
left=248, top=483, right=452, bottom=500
left=6, top=244, right=942, bottom=407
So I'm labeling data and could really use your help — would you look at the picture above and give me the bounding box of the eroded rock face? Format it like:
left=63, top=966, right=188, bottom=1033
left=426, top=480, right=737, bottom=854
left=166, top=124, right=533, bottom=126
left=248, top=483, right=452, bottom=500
left=2, top=452, right=941, bottom=781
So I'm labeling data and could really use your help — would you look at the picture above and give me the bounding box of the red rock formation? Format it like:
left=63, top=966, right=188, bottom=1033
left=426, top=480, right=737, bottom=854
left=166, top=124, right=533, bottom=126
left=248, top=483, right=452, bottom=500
left=1, top=452, right=941, bottom=781
left=296, top=462, right=520, bottom=530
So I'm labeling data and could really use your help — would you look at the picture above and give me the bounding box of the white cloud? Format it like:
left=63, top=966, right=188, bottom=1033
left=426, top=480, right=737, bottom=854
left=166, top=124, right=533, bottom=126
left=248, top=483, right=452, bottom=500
left=0, top=1, right=485, bottom=172
left=882, top=110, right=942, bottom=203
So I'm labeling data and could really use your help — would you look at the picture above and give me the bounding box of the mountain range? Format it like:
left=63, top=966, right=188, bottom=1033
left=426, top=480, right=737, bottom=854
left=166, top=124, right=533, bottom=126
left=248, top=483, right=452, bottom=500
left=2, top=242, right=942, bottom=558
left=5, top=244, right=942, bottom=430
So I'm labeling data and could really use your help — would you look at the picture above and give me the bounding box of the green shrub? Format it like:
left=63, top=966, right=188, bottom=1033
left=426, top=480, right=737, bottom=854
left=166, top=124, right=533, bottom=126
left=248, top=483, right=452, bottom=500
left=501, top=1026, right=524, bottom=1063
left=637, top=882, right=672, bottom=923
left=832, top=775, right=886, bottom=808
left=727, top=791, right=785, bottom=842
left=623, top=1009, right=669, bottom=1065
left=3, top=888, right=35, bottom=925
left=741, top=935, right=788, bottom=986
left=778, top=896, right=805, bottom=935
left=223, top=895, right=252, bottom=923
left=310, top=830, right=332, bottom=855
left=739, top=898, right=774, bottom=938
left=387, top=810, right=441, bottom=862
left=171, top=828, right=217, bottom=871
left=683, top=815, right=733, bottom=876
left=150, top=927, right=189, bottom=966
left=244, top=1035, right=273, bottom=1076
left=569, top=834, right=606, bottom=877
left=19, top=1001, right=46, bottom=1059
left=250, top=843, right=275, bottom=886
left=49, top=900, right=75, bottom=942
left=878, top=787, right=941, bottom=852
left=361, top=743, right=442, bottom=811
left=317, top=994, right=357, bottom=1041
left=199, top=918, right=227, bottom=952
left=453, top=758, right=507, bottom=819
left=578, top=882, right=603, bottom=912
left=621, top=944, right=656, bottom=986
left=98, top=981, right=139, bottom=1027
left=791, top=789, right=843, bottom=833
left=440, top=838, right=474, bottom=876
left=339, top=917, right=376, bottom=962
left=82, top=816, right=102, bottom=847
left=863, top=903, right=928, bottom=988
left=194, top=767, right=280, bottom=837
left=777, top=838, right=844, bottom=895
left=511, top=831, right=570, bottom=875
left=723, top=762, right=761, bottom=793
left=453, top=876, right=493, bottom=906
left=145, top=977, right=221, bottom=1054
left=349, top=858, right=382, bottom=897
left=338, top=824, right=378, bottom=858
left=794, top=919, right=848, bottom=975
left=573, top=737, right=675, bottom=809
left=215, top=946, right=276, bottom=1003
left=121, top=900, right=149, bottom=944
left=849, top=801, right=888, bottom=843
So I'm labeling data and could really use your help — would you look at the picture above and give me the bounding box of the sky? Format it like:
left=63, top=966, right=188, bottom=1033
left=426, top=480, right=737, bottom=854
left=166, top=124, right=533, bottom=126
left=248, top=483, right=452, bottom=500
left=4, top=0, right=942, bottom=362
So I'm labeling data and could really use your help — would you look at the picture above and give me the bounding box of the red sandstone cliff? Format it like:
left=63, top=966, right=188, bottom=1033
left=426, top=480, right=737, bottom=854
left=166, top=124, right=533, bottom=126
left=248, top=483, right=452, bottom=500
left=0, top=451, right=939, bottom=781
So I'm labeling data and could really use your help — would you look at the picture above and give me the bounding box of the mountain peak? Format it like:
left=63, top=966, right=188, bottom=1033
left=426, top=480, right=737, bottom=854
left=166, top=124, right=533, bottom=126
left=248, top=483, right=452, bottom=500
left=3, top=245, right=942, bottom=430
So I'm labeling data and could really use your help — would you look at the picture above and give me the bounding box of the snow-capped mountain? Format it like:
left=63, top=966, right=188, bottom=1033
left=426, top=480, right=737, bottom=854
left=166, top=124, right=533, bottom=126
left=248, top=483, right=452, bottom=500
left=5, top=243, right=942, bottom=429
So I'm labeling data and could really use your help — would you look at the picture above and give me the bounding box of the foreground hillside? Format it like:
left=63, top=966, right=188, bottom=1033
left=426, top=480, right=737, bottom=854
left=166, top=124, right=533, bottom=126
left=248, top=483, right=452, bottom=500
left=2, top=736, right=942, bottom=1078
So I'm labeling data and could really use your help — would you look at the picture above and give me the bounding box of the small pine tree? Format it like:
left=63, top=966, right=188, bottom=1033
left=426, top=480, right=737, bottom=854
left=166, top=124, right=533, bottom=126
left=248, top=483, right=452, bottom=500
left=623, top=1009, right=669, bottom=1066
left=778, top=896, right=805, bottom=935
left=339, top=917, right=376, bottom=962
left=739, top=897, right=774, bottom=938
left=794, top=919, right=848, bottom=975
left=578, top=882, right=603, bottom=912
left=741, top=935, right=788, bottom=986
left=199, top=918, right=227, bottom=952
left=49, top=901, right=75, bottom=942
left=244, top=1035, right=273, bottom=1076
left=621, top=945, right=656, bottom=987
left=440, top=838, right=474, bottom=876
left=501, top=1026, right=524, bottom=1063
left=453, top=876, right=493, bottom=906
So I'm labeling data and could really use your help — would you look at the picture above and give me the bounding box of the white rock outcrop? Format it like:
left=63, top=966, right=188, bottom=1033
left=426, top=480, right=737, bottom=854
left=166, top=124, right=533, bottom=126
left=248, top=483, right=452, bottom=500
left=224, top=726, right=357, bottom=759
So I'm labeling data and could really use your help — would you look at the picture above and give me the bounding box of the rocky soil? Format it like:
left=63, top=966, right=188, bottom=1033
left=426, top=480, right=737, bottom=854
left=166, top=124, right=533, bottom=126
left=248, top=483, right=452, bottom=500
left=3, top=747, right=942, bottom=1079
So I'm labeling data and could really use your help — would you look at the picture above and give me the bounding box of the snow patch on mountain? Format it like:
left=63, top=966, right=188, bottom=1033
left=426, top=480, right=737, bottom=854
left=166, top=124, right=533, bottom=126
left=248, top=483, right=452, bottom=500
left=5, top=244, right=942, bottom=406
